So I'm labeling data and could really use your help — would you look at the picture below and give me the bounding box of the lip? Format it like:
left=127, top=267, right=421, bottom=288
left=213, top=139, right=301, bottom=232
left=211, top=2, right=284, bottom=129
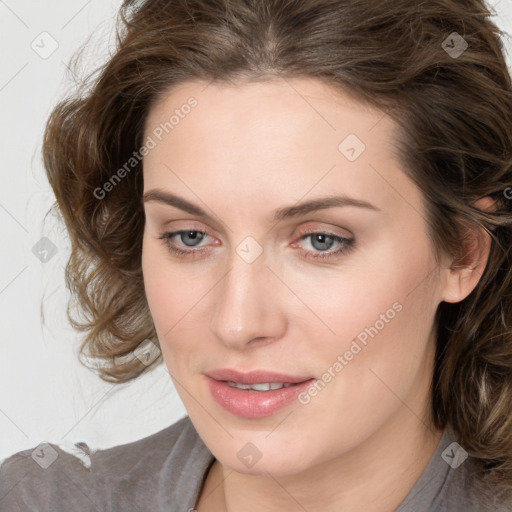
left=206, top=368, right=313, bottom=385
left=205, top=369, right=316, bottom=419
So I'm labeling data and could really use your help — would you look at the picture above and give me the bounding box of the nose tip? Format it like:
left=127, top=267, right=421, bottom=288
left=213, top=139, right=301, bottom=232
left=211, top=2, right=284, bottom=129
left=208, top=259, right=287, bottom=350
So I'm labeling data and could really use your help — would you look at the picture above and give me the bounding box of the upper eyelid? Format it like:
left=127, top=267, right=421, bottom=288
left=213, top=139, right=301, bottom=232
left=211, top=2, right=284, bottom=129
left=160, top=218, right=352, bottom=236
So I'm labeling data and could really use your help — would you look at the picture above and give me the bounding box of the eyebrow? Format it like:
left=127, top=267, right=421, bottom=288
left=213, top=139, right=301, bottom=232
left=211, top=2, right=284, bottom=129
left=142, top=189, right=381, bottom=222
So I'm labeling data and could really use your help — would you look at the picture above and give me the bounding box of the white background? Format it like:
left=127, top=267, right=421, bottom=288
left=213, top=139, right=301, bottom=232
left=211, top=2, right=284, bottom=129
left=1, top=0, right=511, bottom=461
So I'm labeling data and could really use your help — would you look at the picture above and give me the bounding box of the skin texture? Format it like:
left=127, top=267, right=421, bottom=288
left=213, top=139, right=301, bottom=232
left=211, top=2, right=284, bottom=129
left=141, top=77, right=492, bottom=512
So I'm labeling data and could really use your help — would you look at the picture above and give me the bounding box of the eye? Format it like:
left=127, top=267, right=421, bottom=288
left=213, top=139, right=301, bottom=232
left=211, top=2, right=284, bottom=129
left=174, top=230, right=206, bottom=247
left=295, top=231, right=355, bottom=261
left=157, top=228, right=355, bottom=261
left=158, top=230, right=212, bottom=258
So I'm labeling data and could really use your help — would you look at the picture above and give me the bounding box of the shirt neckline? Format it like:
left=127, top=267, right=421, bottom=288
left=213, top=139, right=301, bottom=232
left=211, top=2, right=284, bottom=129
left=171, top=418, right=457, bottom=512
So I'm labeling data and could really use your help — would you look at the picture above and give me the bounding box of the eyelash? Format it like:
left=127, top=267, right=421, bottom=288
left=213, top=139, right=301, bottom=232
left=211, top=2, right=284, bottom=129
left=158, top=229, right=355, bottom=261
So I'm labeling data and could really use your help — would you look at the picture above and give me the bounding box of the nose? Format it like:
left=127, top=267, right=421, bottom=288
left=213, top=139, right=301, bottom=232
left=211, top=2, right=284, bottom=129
left=208, top=248, right=288, bottom=350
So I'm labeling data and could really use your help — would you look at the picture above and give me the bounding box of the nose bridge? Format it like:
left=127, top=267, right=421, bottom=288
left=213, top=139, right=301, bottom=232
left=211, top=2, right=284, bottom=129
left=209, top=249, right=285, bottom=348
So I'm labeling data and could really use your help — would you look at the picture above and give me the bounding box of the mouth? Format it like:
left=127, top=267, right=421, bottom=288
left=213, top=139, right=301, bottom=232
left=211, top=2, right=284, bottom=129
left=224, top=381, right=297, bottom=391
left=205, top=368, right=313, bottom=385
left=205, top=369, right=316, bottom=418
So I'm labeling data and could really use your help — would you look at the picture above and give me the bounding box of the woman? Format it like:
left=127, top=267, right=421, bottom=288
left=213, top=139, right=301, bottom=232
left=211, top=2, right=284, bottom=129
left=1, top=0, right=511, bottom=510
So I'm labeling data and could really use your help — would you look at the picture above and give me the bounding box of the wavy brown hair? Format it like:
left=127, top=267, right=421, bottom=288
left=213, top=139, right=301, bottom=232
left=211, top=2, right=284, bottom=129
left=43, top=0, right=512, bottom=501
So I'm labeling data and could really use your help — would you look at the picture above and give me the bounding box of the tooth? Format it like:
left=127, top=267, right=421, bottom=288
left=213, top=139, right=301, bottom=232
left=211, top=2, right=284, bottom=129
left=251, top=383, right=271, bottom=391
left=227, top=381, right=252, bottom=390
left=225, top=381, right=297, bottom=391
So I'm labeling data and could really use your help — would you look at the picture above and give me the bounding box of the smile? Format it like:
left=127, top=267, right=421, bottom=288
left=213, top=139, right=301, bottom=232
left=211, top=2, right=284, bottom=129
left=225, top=381, right=296, bottom=391
left=207, top=375, right=316, bottom=418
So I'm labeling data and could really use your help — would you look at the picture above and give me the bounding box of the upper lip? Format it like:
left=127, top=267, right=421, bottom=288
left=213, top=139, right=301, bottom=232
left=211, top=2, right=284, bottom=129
left=206, top=368, right=313, bottom=385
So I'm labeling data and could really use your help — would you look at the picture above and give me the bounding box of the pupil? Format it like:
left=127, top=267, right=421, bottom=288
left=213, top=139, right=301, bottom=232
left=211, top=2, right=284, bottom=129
left=181, top=231, right=204, bottom=246
left=312, top=234, right=333, bottom=251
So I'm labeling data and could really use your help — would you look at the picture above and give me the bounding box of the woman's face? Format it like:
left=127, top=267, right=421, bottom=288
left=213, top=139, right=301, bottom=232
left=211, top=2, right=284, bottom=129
left=141, top=77, right=450, bottom=476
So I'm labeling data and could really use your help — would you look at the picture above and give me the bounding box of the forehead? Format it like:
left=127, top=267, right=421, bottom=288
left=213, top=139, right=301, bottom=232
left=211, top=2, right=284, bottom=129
left=143, top=77, right=390, bottom=152
left=141, top=77, right=422, bottom=224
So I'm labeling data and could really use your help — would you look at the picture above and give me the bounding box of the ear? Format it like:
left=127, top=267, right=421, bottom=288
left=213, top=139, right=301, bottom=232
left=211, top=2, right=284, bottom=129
left=441, top=196, right=496, bottom=304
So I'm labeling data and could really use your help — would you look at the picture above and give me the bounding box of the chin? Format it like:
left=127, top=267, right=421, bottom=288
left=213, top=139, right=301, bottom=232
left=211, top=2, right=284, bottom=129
left=213, top=434, right=321, bottom=477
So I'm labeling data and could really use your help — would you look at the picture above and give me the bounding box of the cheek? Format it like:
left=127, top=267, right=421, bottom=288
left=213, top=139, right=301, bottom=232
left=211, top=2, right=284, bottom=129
left=289, top=235, right=440, bottom=369
left=142, top=274, right=193, bottom=342
left=141, top=235, right=186, bottom=345
left=142, top=269, right=188, bottom=377
left=287, top=247, right=440, bottom=449
left=141, top=234, right=215, bottom=368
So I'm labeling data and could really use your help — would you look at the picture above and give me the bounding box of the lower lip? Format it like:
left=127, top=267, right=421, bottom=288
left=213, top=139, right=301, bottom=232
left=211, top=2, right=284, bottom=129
left=206, top=377, right=316, bottom=418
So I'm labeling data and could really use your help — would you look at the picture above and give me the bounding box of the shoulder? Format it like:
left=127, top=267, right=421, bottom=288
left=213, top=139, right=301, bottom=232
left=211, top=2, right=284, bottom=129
left=438, top=458, right=512, bottom=512
left=397, top=426, right=512, bottom=512
left=432, top=427, right=512, bottom=512
left=0, top=415, right=213, bottom=511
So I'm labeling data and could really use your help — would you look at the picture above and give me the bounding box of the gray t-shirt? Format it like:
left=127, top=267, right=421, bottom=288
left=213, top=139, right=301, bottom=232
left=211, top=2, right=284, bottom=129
left=0, top=415, right=510, bottom=511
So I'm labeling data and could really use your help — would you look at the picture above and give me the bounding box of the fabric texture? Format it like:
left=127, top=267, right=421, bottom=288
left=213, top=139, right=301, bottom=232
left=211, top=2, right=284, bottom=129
left=0, top=415, right=510, bottom=511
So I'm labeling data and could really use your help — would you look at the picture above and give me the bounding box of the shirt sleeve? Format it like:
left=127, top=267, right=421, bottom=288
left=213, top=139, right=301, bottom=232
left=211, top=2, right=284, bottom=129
left=0, top=444, right=102, bottom=512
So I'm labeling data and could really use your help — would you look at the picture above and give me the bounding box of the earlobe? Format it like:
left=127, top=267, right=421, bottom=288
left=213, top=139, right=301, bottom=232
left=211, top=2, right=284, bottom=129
left=441, top=197, right=495, bottom=304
